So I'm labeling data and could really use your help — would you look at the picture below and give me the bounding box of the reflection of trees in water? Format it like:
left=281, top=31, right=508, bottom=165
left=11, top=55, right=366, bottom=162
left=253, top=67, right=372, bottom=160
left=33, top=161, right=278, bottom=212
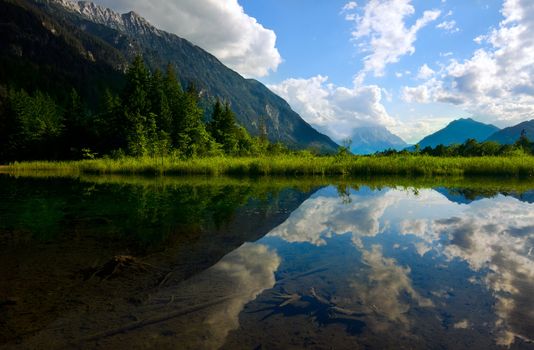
left=0, top=176, right=294, bottom=252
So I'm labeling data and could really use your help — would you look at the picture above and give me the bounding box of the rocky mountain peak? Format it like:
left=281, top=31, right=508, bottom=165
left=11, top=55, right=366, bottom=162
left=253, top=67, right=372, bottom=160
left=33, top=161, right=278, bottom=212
left=121, top=10, right=159, bottom=36
left=47, top=0, right=157, bottom=35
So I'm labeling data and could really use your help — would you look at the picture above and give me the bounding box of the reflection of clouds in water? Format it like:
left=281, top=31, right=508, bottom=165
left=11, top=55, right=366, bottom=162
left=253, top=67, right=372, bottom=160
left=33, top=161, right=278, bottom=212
left=267, top=189, right=443, bottom=332
left=351, top=245, right=433, bottom=331
left=206, top=243, right=280, bottom=335
left=402, top=196, right=534, bottom=346
left=268, top=187, right=534, bottom=346
left=168, top=243, right=280, bottom=349
left=268, top=190, right=399, bottom=247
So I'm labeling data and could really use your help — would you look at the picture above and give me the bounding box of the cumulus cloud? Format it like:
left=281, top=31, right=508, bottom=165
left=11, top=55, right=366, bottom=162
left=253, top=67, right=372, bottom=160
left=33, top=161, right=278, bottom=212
left=417, top=64, right=436, bottom=80
left=272, top=0, right=442, bottom=142
left=92, top=0, right=282, bottom=78
left=345, top=0, right=440, bottom=78
left=268, top=73, right=447, bottom=143
left=268, top=76, right=396, bottom=141
left=403, top=0, right=534, bottom=124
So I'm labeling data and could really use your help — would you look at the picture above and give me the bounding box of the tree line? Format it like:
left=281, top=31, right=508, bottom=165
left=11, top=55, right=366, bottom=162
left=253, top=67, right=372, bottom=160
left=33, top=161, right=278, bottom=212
left=0, top=56, right=287, bottom=162
left=377, top=133, right=534, bottom=157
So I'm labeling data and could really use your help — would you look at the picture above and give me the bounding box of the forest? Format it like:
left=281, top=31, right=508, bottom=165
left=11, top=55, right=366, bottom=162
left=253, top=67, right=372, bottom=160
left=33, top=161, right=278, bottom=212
left=0, top=56, right=287, bottom=162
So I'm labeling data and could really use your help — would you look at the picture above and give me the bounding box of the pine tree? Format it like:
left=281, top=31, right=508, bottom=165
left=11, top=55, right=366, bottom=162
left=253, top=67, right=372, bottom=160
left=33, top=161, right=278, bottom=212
left=515, top=129, right=532, bottom=154
left=100, top=89, right=125, bottom=152
left=7, top=88, right=64, bottom=159
left=122, top=56, right=152, bottom=156
left=63, top=88, right=84, bottom=155
left=149, top=69, right=172, bottom=134
left=208, top=100, right=238, bottom=154
left=175, top=85, right=215, bottom=157
left=207, top=99, right=224, bottom=142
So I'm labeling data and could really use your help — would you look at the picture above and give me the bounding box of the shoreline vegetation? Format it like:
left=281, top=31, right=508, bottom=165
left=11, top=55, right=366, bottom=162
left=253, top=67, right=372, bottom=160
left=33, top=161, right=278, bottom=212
left=2, top=154, right=534, bottom=177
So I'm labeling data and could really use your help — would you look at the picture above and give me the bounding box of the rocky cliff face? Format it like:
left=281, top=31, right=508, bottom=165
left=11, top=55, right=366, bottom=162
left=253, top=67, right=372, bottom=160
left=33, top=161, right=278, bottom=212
left=34, top=0, right=338, bottom=151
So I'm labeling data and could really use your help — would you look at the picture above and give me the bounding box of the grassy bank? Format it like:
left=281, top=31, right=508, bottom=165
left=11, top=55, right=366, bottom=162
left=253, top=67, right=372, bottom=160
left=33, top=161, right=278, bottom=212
left=2, top=155, right=534, bottom=177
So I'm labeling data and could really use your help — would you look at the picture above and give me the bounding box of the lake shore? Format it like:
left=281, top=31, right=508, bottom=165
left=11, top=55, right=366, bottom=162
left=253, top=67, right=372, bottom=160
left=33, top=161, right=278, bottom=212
left=3, top=155, right=534, bottom=177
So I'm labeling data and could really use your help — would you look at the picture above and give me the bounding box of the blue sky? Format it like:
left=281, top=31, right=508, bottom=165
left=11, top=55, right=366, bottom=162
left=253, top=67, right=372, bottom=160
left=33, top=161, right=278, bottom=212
left=240, top=0, right=500, bottom=88
left=93, top=0, right=534, bottom=143
left=238, top=0, right=508, bottom=143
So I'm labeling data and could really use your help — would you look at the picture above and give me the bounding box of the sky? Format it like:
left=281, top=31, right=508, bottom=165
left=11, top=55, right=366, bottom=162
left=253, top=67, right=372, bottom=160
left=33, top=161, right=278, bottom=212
left=91, top=0, right=534, bottom=144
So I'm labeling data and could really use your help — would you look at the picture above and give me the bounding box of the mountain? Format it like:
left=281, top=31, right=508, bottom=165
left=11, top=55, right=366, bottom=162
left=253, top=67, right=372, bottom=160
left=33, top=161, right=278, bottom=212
left=486, top=119, right=534, bottom=144
left=0, top=0, right=127, bottom=104
left=26, top=0, right=338, bottom=152
left=417, top=118, right=500, bottom=148
left=349, top=126, right=407, bottom=155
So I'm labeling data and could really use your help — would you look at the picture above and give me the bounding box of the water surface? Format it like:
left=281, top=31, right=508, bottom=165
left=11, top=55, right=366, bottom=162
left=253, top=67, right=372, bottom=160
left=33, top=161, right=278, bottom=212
left=0, top=175, right=533, bottom=349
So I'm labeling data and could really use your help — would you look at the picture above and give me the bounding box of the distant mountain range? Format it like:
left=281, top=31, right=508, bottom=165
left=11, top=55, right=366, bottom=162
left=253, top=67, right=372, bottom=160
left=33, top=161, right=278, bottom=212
left=417, top=118, right=500, bottom=149
left=328, top=117, right=533, bottom=155
left=0, top=0, right=338, bottom=152
left=486, top=119, right=534, bottom=144
left=414, top=118, right=534, bottom=149
left=350, top=126, right=407, bottom=155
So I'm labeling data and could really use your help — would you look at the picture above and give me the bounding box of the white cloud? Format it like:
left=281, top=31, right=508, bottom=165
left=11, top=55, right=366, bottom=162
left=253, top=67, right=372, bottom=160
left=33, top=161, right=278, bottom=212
left=436, top=20, right=459, bottom=33
left=268, top=76, right=396, bottom=141
left=92, top=0, right=281, bottom=78
left=390, top=115, right=453, bottom=144
left=345, top=0, right=440, bottom=78
left=403, top=0, right=534, bottom=124
left=342, top=1, right=358, bottom=11
left=417, top=64, right=436, bottom=80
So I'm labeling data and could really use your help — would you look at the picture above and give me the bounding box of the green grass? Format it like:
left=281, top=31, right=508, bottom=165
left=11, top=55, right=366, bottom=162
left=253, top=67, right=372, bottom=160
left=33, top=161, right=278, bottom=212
left=2, top=154, right=534, bottom=177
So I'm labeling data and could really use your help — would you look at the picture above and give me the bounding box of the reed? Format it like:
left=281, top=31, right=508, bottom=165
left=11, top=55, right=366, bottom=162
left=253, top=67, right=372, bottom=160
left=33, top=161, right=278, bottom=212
left=3, top=155, right=534, bottom=177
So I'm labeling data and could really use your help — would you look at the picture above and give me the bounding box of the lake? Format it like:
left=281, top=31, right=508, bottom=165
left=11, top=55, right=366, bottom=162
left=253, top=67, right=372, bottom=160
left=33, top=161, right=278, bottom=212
left=1, top=174, right=533, bottom=349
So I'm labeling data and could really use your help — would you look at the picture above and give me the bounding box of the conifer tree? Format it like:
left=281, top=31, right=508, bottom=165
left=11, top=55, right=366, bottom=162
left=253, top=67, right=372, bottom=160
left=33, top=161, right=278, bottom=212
left=122, top=56, right=152, bottom=156
left=208, top=100, right=238, bottom=154
left=149, top=69, right=172, bottom=134
left=175, top=85, right=215, bottom=157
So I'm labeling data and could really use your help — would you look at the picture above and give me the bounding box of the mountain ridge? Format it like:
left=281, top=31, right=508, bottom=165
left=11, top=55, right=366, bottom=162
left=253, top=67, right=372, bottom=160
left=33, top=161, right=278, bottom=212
left=417, top=118, right=500, bottom=148
left=486, top=119, right=534, bottom=144
left=32, top=0, right=339, bottom=152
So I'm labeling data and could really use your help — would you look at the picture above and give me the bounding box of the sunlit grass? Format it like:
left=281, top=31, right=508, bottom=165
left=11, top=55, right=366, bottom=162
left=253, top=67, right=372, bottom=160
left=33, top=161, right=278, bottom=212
left=3, top=154, right=534, bottom=177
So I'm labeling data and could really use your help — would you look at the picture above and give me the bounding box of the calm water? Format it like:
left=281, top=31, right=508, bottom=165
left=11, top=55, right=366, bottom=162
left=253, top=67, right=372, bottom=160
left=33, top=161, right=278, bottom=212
left=1, top=175, right=533, bottom=349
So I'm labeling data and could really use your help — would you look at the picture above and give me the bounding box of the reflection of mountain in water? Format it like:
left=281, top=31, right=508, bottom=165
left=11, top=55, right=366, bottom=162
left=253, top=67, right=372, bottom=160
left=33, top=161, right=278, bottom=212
left=3, top=178, right=534, bottom=349
left=436, top=187, right=534, bottom=205
left=511, top=190, right=534, bottom=204
left=434, top=187, right=488, bottom=204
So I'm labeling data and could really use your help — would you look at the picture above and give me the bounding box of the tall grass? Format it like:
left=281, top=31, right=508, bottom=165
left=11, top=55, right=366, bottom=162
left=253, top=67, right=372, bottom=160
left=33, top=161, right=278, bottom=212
left=3, top=155, right=534, bottom=177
